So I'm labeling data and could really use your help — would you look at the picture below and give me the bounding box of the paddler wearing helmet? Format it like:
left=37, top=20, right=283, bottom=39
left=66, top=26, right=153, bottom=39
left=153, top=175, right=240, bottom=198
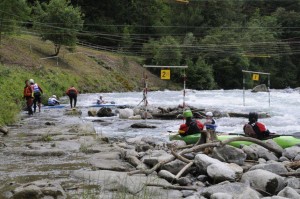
left=48, top=95, right=60, bottom=106
left=243, top=112, right=270, bottom=139
left=179, top=109, right=205, bottom=142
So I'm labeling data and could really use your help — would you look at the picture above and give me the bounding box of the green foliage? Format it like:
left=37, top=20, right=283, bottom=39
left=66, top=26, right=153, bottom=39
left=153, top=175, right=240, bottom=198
left=33, top=0, right=84, bottom=55
left=0, top=0, right=30, bottom=43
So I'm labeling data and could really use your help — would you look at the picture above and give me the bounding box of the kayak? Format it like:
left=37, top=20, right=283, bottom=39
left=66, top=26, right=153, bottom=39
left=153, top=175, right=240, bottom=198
left=169, top=133, right=300, bottom=149
left=43, top=105, right=66, bottom=109
left=89, top=104, right=127, bottom=108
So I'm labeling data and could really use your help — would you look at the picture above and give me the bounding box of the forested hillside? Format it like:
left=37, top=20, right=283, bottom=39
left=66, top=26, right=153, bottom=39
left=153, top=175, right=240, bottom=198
left=2, top=0, right=300, bottom=89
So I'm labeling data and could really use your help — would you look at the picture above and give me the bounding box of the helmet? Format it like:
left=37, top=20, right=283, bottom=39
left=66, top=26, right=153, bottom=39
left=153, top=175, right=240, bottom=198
left=52, top=95, right=57, bottom=98
left=206, top=112, right=213, bottom=117
left=183, top=110, right=193, bottom=118
left=29, top=79, right=34, bottom=84
left=249, top=112, right=258, bottom=122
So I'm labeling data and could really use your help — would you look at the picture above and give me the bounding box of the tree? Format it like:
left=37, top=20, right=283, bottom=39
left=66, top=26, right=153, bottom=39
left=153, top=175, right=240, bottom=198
left=33, top=0, right=84, bottom=56
left=0, top=0, right=30, bottom=44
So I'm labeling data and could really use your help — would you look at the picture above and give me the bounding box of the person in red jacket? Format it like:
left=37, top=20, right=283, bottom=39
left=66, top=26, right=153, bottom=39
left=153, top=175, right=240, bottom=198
left=23, top=80, right=33, bottom=115
left=243, top=112, right=270, bottom=139
left=66, top=86, right=79, bottom=108
left=179, top=109, right=205, bottom=143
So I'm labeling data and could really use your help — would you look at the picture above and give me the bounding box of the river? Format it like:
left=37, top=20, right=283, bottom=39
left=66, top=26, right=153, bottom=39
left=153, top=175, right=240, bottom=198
left=73, top=89, right=300, bottom=140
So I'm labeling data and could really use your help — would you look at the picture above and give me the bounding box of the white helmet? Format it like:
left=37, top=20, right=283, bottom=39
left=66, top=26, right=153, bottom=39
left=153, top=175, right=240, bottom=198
left=52, top=95, right=57, bottom=98
left=29, top=79, right=34, bottom=84
left=206, top=112, right=213, bottom=117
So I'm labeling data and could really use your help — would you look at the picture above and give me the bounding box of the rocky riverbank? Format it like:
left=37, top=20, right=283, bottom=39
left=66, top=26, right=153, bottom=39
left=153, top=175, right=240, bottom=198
left=1, top=106, right=300, bottom=199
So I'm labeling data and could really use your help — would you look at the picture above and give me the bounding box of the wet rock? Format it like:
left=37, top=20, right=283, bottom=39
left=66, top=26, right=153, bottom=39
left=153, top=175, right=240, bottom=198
left=21, top=149, right=65, bottom=156
left=162, top=159, right=186, bottom=174
left=64, top=108, right=82, bottom=116
left=118, top=108, right=134, bottom=119
left=0, top=125, right=8, bottom=135
left=177, top=177, right=192, bottom=186
left=199, top=182, right=261, bottom=198
left=141, top=111, right=153, bottom=119
left=211, top=192, right=233, bottom=199
left=207, top=163, right=236, bottom=182
left=45, top=122, right=55, bottom=126
left=158, top=170, right=176, bottom=183
left=97, top=107, right=114, bottom=117
left=249, top=162, right=288, bottom=175
left=194, top=154, right=222, bottom=173
left=252, top=84, right=269, bottom=92
left=212, top=145, right=247, bottom=165
left=142, top=150, right=173, bottom=167
left=87, top=109, right=97, bottom=116
left=279, top=156, right=289, bottom=162
left=131, top=123, right=156, bottom=128
left=241, top=169, right=285, bottom=194
left=282, top=146, right=300, bottom=160
left=285, top=177, right=300, bottom=189
left=242, top=144, right=278, bottom=161
left=197, top=175, right=208, bottom=182
left=11, top=180, right=66, bottom=199
left=277, top=187, right=300, bottom=199
left=129, top=115, right=142, bottom=120
left=265, top=140, right=283, bottom=152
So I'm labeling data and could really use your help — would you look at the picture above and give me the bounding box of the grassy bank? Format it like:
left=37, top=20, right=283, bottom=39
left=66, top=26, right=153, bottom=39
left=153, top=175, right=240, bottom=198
left=0, top=35, right=179, bottom=125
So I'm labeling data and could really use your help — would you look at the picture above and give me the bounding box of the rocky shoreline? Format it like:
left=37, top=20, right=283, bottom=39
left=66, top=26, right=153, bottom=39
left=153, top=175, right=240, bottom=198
left=0, top=107, right=300, bottom=199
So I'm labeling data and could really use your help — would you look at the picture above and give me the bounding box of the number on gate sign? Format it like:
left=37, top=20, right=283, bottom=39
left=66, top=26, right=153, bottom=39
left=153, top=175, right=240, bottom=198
left=252, top=73, right=259, bottom=81
left=161, top=69, right=170, bottom=80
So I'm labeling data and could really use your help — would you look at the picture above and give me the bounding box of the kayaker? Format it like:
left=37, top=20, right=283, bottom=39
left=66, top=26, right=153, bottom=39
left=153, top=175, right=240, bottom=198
left=30, top=79, right=43, bottom=113
left=48, top=95, right=60, bottom=106
left=243, top=112, right=270, bottom=139
left=66, top=86, right=79, bottom=108
left=97, top=96, right=105, bottom=104
left=179, top=109, right=205, bottom=143
left=23, top=79, right=33, bottom=115
left=204, top=111, right=217, bottom=131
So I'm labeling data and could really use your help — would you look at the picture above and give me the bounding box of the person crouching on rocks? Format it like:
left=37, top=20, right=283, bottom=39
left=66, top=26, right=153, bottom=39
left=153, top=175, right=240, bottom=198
left=243, top=112, right=270, bottom=139
left=66, top=86, right=78, bottom=108
left=48, top=95, right=60, bottom=106
left=179, top=110, right=206, bottom=143
left=23, top=80, right=33, bottom=115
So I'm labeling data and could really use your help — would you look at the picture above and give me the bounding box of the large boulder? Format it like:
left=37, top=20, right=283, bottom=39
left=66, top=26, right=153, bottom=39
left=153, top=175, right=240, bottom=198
left=277, top=187, right=300, bottom=199
left=194, top=154, right=223, bottom=173
left=282, top=146, right=300, bottom=160
left=252, top=84, right=269, bottom=92
left=241, top=169, right=285, bottom=194
left=118, top=108, right=134, bottom=119
left=97, top=107, right=114, bottom=117
left=212, top=145, right=247, bottom=165
left=207, top=163, right=236, bottom=182
left=242, top=144, right=278, bottom=161
left=249, top=162, right=288, bottom=175
left=10, top=180, right=66, bottom=199
left=199, top=182, right=261, bottom=198
left=162, top=159, right=186, bottom=174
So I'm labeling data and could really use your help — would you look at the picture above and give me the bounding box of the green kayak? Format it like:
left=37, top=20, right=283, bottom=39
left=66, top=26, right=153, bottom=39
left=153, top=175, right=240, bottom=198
left=169, top=133, right=300, bottom=148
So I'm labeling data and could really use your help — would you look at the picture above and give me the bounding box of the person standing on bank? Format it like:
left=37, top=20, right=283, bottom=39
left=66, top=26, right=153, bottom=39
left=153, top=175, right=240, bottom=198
left=23, top=80, right=33, bottom=115
left=66, top=86, right=79, bottom=108
left=30, top=79, right=43, bottom=113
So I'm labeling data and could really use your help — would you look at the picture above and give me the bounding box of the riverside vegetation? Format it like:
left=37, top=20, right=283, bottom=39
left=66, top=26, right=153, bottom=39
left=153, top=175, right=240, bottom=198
left=0, top=35, right=177, bottom=126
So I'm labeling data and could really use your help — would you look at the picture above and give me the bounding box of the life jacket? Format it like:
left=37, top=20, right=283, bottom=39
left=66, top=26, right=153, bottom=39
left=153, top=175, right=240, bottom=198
left=24, top=86, right=33, bottom=97
left=33, top=83, right=41, bottom=94
left=67, top=88, right=78, bottom=96
left=179, top=119, right=204, bottom=136
left=250, top=122, right=270, bottom=139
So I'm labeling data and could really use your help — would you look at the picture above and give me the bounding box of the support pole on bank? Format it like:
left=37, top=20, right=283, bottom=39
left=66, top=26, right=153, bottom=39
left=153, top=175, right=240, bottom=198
left=143, top=65, right=188, bottom=118
left=242, top=70, right=271, bottom=107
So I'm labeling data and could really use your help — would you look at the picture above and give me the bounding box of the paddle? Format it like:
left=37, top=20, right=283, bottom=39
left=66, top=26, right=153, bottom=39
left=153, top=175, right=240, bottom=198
left=228, top=132, right=300, bottom=139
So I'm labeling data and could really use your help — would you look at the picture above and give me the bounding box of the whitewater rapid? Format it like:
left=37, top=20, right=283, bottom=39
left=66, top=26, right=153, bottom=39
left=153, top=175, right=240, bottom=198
left=76, top=89, right=300, bottom=140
